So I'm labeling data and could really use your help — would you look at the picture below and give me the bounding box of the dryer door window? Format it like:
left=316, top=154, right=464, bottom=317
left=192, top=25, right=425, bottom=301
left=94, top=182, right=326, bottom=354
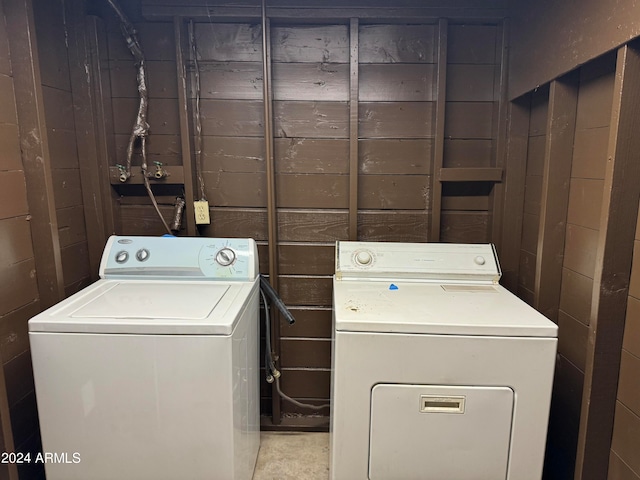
left=369, top=384, right=514, bottom=480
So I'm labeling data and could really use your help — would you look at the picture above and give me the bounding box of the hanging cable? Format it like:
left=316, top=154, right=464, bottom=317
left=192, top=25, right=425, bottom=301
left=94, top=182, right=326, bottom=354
left=188, top=20, right=206, bottom=202
left=106, top=0, right=171, bottom=234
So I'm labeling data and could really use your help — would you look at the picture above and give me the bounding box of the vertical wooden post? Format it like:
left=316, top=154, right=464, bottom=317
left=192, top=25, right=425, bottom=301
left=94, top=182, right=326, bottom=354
left=534, top=74, right=578, bottom=321
left=490, top=20, right=509, bottom=251
left=85, top=15, right=119, bottom=235
left=5, top=0, right=64, bottom=308
left=575, top=44, right=640, bottom=480
left=499, top=98, right=530, bottom=292
left=430, top=19, right=447, bottom=242
left=174, top=17, right=197, bottom=236
left=66, top=0, right=112, bottom=276
left=261, top=0, right=281, bottom=424
left=348, top=18, right=359, bottom=241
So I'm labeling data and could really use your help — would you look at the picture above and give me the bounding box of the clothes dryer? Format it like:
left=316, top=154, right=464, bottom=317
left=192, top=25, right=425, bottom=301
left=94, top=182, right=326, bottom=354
left=330, top=241, right=557, bottom=480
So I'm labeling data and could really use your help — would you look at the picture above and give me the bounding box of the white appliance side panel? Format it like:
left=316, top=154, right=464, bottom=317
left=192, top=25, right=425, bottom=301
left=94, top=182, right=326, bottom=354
left=330, top=332, right=557, bottom=480
left=369, top=384, right=514, bottom=480
left=30, top=332, right=240, bottom=480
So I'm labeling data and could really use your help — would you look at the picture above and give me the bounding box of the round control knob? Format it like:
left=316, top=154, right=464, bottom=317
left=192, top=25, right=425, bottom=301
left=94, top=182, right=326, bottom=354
left=474, top=256, right=486, bottom=266
left=355, top=250, right=373, bottom=266
left=115, top=251, right=129, bottom=264
left=215, top=247, right=236, bottom=267
left=136, top=249, right=150, bottom=262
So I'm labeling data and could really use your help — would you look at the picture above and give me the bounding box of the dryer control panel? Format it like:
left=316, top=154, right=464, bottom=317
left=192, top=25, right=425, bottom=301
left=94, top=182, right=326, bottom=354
left=100, top=236, right=259, bottom=280
left=336, top=241, right=500, bottom=283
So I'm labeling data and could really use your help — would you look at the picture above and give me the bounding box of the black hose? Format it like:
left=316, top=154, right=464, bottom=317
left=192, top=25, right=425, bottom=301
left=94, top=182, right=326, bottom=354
left=259, top=275, right=296, bottom=325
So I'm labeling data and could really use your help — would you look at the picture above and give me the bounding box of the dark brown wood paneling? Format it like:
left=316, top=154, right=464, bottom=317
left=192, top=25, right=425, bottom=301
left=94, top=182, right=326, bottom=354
left=0, top=301, right=40, bottom=366
left=3, top=351, right=34, bottom=408
left=190, top=61, right=262, bottom=100
left=277, top=174, right=348, bottom=209
left=8, top=392, right=37, bottom=453
left=567, top=178, right=605, bottom=230
left=33, top=0, right=69, bottom=91
left=575, top=70, right=615, bottom=130
left=278, top=244, right=334, bottom=275
left=0, top=217, right=34, bottom=268
left=360, top=139, right=431, bottom=174
left=274, top=101, right=348, bottom=138
left=0, top=124, right=22, bottom=172
left=440, top=211, right=489, bottom=243
left=273, top=63, right=349, bottom=101
left=628, top=240, right=640, bottom=299
left=0, top=172, right=29, bottom=219
left=558, top=311, right=589, bottom=372
left=0, top=75, right=17, bottom=124
left=358, top=210, right=429, bottom=242
left=447, top=25, right=497, bottom=65
left=611, top=402, right=640, bottom=476
left=528, top=86, right=550, bottom=136
left=359, top=64, right=434, bottom=102
left=358, top=25, right=435, bottom=64
left=526, top=135, right=546, bottom=176
left=572, top=127, right=610, bottom=180
left=111, top=60, right=178, bottom=99
left=520, top=213, right=539, bottom=255
left=57, top=206, right=88, bottom=249
left=277, top=275, right=332, bottom=307
left=624, top=296, right=640, bottom=359
left=60, top=241, right=91, bottom=292
left=278, top=209, right=348, bottom=242
left=51, top=169, right=83, bottom=210
left=523, top=175, right=542, bottom=215
left=446, top=65, right=496, bottom=102
left=206, top=208, right=268, bottom=240
left=359, top=102, right=433, bottom=139
left=48, top=129, right=80, bottom=169
left=271, top=25, right=349, bottom=64
left=276, top=138, right=348, bottom=174
left=119, top=205, right=177, bottom=236
left=563, top=224, right=598, bottom=278
left=42, top=86, right=75, bottom=131
left=279, top=308, right=331, bottom=338
left=444, top=102, right=493, bottom=139
left=116, top=134, right=182, bottom=166
left=359, top=175, right=429, bottom=210
left=608, top=450, right=640, bottom=480
left=0, top=0, right=10, bottom=77
left=194, top=23, right=262, bottom=62
left=443, top=139, right=492, bottom=168
left=202, top=136, right=265, bottom=172
left=278, top=369, right=330, bottom=400
left=280, top=339, right=331, bottom=368
left=560, top=268, right=594, bottom=327
left=617, top=350, right=640, bottom=416
left=518, top=250, right=536, bottom=294
left=204, top=171, right=266, bottom=207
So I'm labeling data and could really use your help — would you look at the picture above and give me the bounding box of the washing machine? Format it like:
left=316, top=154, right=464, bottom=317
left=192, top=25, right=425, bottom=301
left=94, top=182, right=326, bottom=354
left=29, top=235, right=260, bottom=480
left=330, top=241, right=558, bottom=480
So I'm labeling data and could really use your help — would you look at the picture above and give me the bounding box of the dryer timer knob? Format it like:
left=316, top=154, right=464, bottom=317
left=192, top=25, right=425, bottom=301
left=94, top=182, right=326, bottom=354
left=474, top=256, right=486, bottom=265
left=215, top=247, right=236, bottom=267
left=355, top=250, right=373, bottom=266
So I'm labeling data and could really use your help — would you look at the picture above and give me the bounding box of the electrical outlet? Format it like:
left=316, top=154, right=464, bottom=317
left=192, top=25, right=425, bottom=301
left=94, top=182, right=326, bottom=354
left=194, top=200, right=210, bottom=225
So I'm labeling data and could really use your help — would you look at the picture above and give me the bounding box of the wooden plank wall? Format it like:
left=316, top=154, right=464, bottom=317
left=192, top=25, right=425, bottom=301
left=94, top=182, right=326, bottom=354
left=440, top=24, right=500, bottom=243
left=609, top=212, right=640, bottom=480
left=516, top=86, right=548, bottom=307
left=34, top=0, right=92, bottom=297
left=0, top=1, right=32, bottom=478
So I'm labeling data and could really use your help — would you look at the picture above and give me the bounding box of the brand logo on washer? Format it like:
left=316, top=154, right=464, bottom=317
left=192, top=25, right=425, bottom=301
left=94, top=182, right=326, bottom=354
left=118, top=239, right=133, bottom=244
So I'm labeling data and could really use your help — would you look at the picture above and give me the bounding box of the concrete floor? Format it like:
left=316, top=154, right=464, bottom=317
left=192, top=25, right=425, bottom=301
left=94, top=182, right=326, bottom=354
left=252, top=432, right=330, bottom=480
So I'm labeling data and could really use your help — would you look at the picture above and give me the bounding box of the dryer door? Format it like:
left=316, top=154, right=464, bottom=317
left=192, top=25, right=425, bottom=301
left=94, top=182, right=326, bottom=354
left=369, top=384, right=514, bottom=480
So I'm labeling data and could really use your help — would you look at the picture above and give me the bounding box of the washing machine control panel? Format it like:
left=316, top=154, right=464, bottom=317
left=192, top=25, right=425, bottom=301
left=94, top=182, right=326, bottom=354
left=100, top=236, right=259, bottom=280
left=336, top=241, right=500, bottom=283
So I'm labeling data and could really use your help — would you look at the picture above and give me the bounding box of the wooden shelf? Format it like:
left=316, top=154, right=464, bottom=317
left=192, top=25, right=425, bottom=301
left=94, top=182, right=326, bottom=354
left=439, top=167, right=503, bottom=182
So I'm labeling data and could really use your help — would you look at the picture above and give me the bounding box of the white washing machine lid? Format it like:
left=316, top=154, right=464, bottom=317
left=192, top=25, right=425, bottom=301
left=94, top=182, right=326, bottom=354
left=28, top=279, right=256, bottom=335
left=333, top=280, right=558, bottom=337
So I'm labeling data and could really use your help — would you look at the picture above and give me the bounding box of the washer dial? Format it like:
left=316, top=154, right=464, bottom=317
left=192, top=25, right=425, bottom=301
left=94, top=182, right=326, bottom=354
left=215, top=247, right=236, bottom=267
left=353, top=249, right=375, bottom=268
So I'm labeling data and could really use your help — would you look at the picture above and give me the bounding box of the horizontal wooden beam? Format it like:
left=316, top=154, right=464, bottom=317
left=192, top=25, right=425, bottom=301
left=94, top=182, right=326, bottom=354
left=109, top=166, right=185, bottom=185
left=439, top=167, right=503, bottom=182
left=142, top=6, right=506, bottom=22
